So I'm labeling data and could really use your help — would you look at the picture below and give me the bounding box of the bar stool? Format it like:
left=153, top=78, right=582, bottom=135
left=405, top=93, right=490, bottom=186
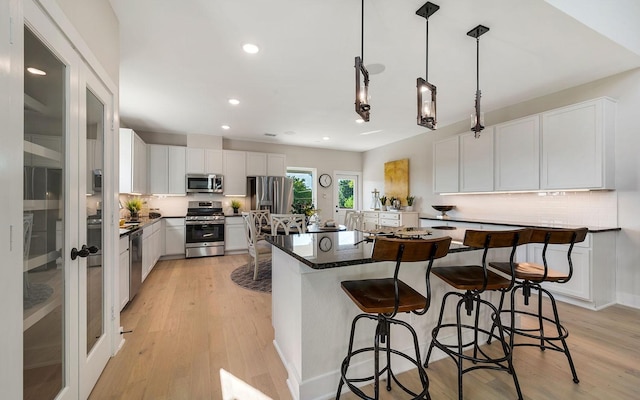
left=336, top=236, right=452, bottom=400
left=488, top=227, right=588, bottom=384
left=424, top=228, right=531, bottom=400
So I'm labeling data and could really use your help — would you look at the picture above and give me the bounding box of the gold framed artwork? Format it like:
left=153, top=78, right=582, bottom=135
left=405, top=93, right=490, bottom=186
left=384, top=159, right=409, bottom=204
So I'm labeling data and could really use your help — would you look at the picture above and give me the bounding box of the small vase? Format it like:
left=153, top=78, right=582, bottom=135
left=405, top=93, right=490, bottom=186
left=233, top=208, right=239, bottom=214
left=130, top=211, right=139, bottom=221
left=405, top=206, right=413, bottom=212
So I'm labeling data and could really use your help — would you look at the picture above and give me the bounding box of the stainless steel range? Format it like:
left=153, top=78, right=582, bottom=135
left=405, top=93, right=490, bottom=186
left=185, top=200, right=225, bottom=258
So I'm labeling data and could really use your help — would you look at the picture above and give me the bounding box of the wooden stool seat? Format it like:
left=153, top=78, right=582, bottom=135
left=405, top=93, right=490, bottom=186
left=490, top=261, right=568, bottom=282
left=432, top=265, right=512, bottom=290
left=341, top=278, right=428, bottom=314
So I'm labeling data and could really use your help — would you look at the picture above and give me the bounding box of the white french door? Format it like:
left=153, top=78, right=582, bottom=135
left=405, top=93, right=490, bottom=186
left=23, top=1, right=113, bottom=399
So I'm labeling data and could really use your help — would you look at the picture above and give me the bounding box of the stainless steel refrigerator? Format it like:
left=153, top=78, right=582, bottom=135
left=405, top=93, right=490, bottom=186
left=247, top=176, right=294, bottom=214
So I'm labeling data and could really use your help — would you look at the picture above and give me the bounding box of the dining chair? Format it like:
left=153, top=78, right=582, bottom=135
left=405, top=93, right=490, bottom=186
left=270, top=214, right=307, bottom=235
left=344, top=211, right=364, bottom=231
left=250, top=209, right=271, bottom=240
left=241, top=212, right=272, bottom=280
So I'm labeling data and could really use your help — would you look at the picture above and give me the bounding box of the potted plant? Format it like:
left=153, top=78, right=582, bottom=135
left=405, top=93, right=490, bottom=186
left=231, top=199, right=241, bottom=214
left=405, top=195, right=415, bottom=211
left=379, top=195, right=388, bottom=211
left=291, top=201, right=319, bottom=224
left=125, top=197, right=142, bottom=221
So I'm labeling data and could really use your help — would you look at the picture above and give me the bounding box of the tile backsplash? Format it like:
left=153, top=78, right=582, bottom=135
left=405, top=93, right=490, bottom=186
left=441, top=190, right=618, bottom=228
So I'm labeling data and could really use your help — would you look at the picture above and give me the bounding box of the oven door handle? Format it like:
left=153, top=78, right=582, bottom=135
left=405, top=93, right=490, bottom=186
left=186, top=220, right=225, bottom=225
left=202, top=233, right=213, bottom=238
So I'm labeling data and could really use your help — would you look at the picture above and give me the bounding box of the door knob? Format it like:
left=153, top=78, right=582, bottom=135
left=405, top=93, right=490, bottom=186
left=70, top=244, right=98, bottom=260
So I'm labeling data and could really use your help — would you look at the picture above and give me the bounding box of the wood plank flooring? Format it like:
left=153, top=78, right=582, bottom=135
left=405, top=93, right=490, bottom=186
left=89, top=255, right=640, bottom=399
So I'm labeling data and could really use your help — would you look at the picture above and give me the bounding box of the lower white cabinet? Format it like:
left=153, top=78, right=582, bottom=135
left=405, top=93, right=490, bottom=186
left=118, top=236, right=130, bottom=311
left=224, top=216, right=247, bottom=253
left=141, top=220, right=162, bottom=282
left=362, top=211, right=419, bottom=229
left=164, top=218, right=185, bottom=256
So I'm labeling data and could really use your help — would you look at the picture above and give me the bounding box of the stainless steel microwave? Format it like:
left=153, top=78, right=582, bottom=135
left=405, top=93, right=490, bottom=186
left=186, top=174, right=223, bottom=193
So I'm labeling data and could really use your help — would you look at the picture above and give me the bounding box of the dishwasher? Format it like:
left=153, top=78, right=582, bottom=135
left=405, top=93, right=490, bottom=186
left=129, top=229, right=143, bottom=300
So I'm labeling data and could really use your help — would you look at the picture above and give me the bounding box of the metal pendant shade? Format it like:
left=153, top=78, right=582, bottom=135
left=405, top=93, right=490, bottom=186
left=468, top=24, right=489, bottom=138
left=416, top=2, right=439, bottom=130
left=355, top=0, right=370, bottom=122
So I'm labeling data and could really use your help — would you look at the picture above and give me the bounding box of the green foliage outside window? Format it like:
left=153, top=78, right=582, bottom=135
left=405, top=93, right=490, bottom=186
left=338, top=179, right=354, bottom=209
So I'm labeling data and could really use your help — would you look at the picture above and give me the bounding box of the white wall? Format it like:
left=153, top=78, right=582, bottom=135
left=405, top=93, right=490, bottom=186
left=55, top=0, right=120, bottom=85
left=363, top=67, right=640, bottom=308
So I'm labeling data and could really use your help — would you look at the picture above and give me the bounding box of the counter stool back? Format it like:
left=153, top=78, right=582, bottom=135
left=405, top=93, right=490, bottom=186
left=424, top=228, right=531, bottom=400
left=337, top=236, right=452, bottom=400
left=488, top=227, right=588, bottom=384
left=270, top=214, right=306, bottom=235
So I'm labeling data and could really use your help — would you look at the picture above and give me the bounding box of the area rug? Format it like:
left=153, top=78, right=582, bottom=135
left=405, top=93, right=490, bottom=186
left=23, top=283, right=54, bottom=310
left=230, top=259, right=272, bottom=293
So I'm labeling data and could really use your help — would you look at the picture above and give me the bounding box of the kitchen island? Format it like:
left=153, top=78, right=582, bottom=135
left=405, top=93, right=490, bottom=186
left=267, top=230, right=510, bottom=400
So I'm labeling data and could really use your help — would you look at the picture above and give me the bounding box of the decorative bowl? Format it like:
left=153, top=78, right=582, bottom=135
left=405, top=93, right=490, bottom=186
left=432, top=205, right=455, bottom=219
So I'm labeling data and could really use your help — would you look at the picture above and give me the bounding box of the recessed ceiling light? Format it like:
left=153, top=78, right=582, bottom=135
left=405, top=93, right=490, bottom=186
left=242, top=43, right=260, bottom=54
left=264, top=133, right=277, bottom=137
left=322, top=136, right=330, bottom=141
left=228, top=98, right=240, bottom=105
left=27, top=67, right=46, bottom=76
left=355, top=119, right=364, bottom=124
left=221, top=125, right=230, bottom=130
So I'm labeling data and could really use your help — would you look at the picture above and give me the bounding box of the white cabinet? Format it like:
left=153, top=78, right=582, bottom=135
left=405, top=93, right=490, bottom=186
left=267, top=153, right=286, bottom=176
left=460, top=129, right=494, bottom=192
left=148, top=145, right=186, bottom=195
left=537, top=231, right=616, bottom=310
left=118, top=236, right=130, bottom=311
left=362, top=211, right=419, bottom=229
left=246, top=152, right=287, bottom=177
left=164, top=218, right=185, bottom=256
left=541, top=97, right=615, bottom=190
left=494, top=115, right=540, bottom=191
left=186, top=148, right=223, bottom=174
left=224, top=216, right=248, bottom=253
left=120, top=128, right=147, bottom=194
left=433, top=136, right=459, bottom=193
left=246, top=152, right=268, bottom=176
left=141, top=220, right=162, bottom=282
left=223, top=150, right=247, bottom=196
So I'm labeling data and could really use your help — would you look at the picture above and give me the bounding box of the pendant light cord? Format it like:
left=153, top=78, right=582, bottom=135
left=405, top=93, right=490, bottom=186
left=425, top=18, right=429, bottom=81
left=361, top=0, right=365, bottom=61
left=476, top=37, right=480, bottom=93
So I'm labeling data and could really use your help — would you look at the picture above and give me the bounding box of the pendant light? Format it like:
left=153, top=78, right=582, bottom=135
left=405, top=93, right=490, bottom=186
left=355, top=0, right=370, bottom=122
left=416, top=2, right=439, bottom=130
left=468, top=24, right=489, bottom=138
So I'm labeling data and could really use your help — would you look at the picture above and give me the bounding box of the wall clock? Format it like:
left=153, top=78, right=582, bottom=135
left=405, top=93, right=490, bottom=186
left=319, top=236, right=332, bottom=252
left=319, top=173, right=332, bottom=188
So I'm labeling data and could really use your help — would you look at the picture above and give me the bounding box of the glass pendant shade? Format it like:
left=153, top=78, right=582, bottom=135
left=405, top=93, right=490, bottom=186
left=416, top=2, right=439, bottom=130
left=417, top=78, right=437, bottom=129
left=355, top=56, right=370, bottom=121
left=468, top=24, right=489, bottom=138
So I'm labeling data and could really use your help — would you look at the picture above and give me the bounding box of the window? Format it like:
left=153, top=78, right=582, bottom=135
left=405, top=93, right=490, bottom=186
left=287, top=167, right=317, bottom=212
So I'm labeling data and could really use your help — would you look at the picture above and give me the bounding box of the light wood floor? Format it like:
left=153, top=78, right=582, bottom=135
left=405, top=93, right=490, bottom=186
left=90, top=255, right=640, bottom=399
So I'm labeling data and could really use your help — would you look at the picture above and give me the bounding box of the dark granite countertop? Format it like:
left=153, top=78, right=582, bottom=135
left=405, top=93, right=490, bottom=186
left=266, top=230, right=476, bottom=270
left=418, top=215, right=620, bottom=233
left=119, top=216, right=165, bottom=237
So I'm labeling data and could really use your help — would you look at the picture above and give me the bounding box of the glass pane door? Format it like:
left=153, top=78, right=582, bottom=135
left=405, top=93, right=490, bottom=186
left=85, top=88, right=104, bottom=354
left=333, top=173, right=359, bottom=224
left=23, top=26, right=66, bottom=400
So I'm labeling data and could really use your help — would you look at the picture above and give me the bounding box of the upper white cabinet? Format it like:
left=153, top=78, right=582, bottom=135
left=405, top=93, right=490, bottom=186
left=460, top=129, right=494, bottom=192
left=186, top=148, right=223, bottom=174
left=267, top=153, right=287, bottom=176
left=494, top=115, right=540, bottom=191
left=541, top=97, right=615, bottom=190
left=433, top=136, right=459, bottom=193
left=246, top=152, right=287, bottom=176
left=223, top=150, right=247, bottom=196
left=246, top=152, right=268, bottom=176
left=120, top=128, right=147, bottom=194
left=148, top=145, right=186, bottom=195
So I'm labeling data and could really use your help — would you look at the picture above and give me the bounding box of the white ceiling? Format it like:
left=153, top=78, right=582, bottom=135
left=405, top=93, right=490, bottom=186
left=110, top=0, right=640, bottom=152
